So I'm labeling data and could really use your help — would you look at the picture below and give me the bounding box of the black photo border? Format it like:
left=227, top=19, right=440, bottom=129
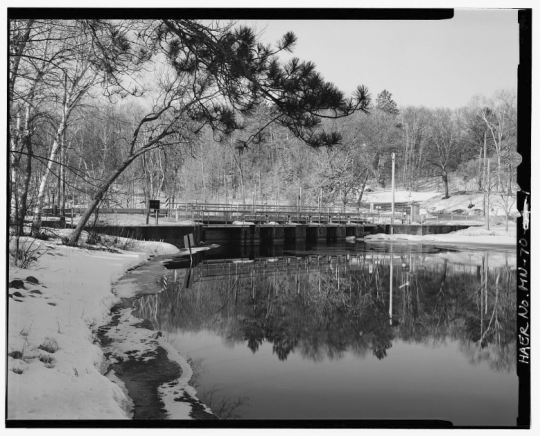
left=5, top=7, right=532, bottom=430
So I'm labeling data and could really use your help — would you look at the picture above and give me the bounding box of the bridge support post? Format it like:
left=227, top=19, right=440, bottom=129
left=306, top=226, right=327, bottom=241
left=260, top=225, right=284, bottom=242
left=284, top=225, right=306, bottom=242
left=326, top=226, right=346, bottom=241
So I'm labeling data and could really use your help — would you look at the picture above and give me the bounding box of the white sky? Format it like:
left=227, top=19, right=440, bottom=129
left=244, top=9, right=519, bottom=109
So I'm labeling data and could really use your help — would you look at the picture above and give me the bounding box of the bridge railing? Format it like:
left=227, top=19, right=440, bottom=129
left=169, top=201, right=417, bottom=224
left=172, top=204, right=392, bottom=224
left=39, top=203, right=489, bottom=226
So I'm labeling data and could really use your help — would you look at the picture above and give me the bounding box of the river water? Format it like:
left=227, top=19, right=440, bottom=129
left=132, top=241, right=518, bottom=425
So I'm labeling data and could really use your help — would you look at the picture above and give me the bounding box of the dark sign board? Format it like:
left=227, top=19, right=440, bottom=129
left=149, top=200, right=160, bottom=210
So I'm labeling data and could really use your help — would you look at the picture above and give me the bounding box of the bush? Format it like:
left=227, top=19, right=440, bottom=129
left=35, top=231, right=50, bottom=241
left=86, top=232, right=101, bottom=245
left=9, top=237, right=48, bottom=269
left=113, top=236, right=139, bottom=251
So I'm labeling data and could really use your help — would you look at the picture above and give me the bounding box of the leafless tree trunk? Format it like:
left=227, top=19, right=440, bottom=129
left=32, top=116, right=67, bottom=235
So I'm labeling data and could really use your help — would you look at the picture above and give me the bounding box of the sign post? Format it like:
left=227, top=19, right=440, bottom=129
left=149, top=200, right=160, bottom=226
left=183, top=233, right=195, bottom=266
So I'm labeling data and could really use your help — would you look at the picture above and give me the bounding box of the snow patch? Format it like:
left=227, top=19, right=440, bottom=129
left=363, top=190, right=440, bottom=204
left=364, top=226, right=516, bottom=248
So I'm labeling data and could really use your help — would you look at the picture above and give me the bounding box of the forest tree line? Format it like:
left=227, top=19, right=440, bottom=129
left=9, top=18, right=518, bottom=244
left=170, top=88, right=518, bottom=208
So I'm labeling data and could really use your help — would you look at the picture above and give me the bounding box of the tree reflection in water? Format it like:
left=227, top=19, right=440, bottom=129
left=188, top=358, right=250, bottom=419
left=132, top=249, right=516, bottom=371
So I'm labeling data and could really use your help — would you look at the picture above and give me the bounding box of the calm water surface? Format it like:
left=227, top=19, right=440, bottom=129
left=133, top=241, right=518, bottom=425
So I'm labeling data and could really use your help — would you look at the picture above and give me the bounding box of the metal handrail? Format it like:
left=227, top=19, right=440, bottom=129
left=37, top=203, right=490, bottom=226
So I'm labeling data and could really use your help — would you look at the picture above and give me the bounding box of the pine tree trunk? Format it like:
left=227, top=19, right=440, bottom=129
left=67, top=156, right=137, bottom=245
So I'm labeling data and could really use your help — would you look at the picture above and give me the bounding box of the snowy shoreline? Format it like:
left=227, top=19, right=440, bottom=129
left=363, top=225, right=517, bottom=249
left=7, top=230, right=210, bottom=420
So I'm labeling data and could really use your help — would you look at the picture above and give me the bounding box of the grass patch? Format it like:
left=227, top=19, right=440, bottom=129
left=38, top=337, right=59, bottom=354
left=11, top=367, right=24, bottom=375
left=39, top=354, right=54, bottom=364
left=39, top=354, right=55, bottom=368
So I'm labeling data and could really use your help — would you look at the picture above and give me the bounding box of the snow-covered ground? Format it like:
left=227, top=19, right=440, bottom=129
left=421, top=191, right=519, bottom=217
left=70, top=213, right=197, bottom=227
left=363, top=190, right=440, bottom=204
left=6, top=229, right=206, bottom=420
left=364, top=224, right=517, bottom=248
left=363, top=189, right=518, bottom=219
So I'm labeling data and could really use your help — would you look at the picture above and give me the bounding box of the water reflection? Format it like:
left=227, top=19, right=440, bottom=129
left=188, top=358, right=251, bottom=419
left=136, top=246, right=515, bottom=366
left=132, top=243, right=517, bottom=421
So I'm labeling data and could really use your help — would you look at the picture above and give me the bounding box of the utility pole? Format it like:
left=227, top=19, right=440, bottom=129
left=486, top=158, right=490, bottom=230
left=391, top=153, right=395, bottom=233
left=482, top=132, right=487, bottom=218
left=389, top=244, right=393, bottom=325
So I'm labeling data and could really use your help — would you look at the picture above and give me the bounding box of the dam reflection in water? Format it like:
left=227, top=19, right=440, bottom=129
left=132, top=241, right=518, bottom=424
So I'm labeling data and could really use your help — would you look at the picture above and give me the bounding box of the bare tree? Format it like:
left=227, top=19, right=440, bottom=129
left=9, top=19, right=151, bottom=235
left=476, top=90, right=517, bottom=192
left=424, top=109, right=464, bottom=199
left=494, top=191, right=516, bottom=232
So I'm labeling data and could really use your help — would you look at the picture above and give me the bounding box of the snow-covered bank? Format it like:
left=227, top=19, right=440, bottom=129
left=364, top=226, right=516, bottom=248
left=98, top=304, right=215, bottom=420
left=363, top=190, right=440, bottom=204
left=421, top=192, right=519, bottom=217
left=6, top=231, right=188, bottom=420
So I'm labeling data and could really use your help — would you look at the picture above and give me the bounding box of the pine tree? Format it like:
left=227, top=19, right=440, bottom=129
left=65, top=19, right=371, bottom=245
left=376, top=90, right=399, bottom=115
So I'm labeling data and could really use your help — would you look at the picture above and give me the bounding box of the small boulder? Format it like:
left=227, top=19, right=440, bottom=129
left=9, top=280, right=25, bottom=290
left=13, top=291, right=25, bottom=298
left=26, top=276, right=39, bottom=284
left=30, top=290, right=42, bottom=295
